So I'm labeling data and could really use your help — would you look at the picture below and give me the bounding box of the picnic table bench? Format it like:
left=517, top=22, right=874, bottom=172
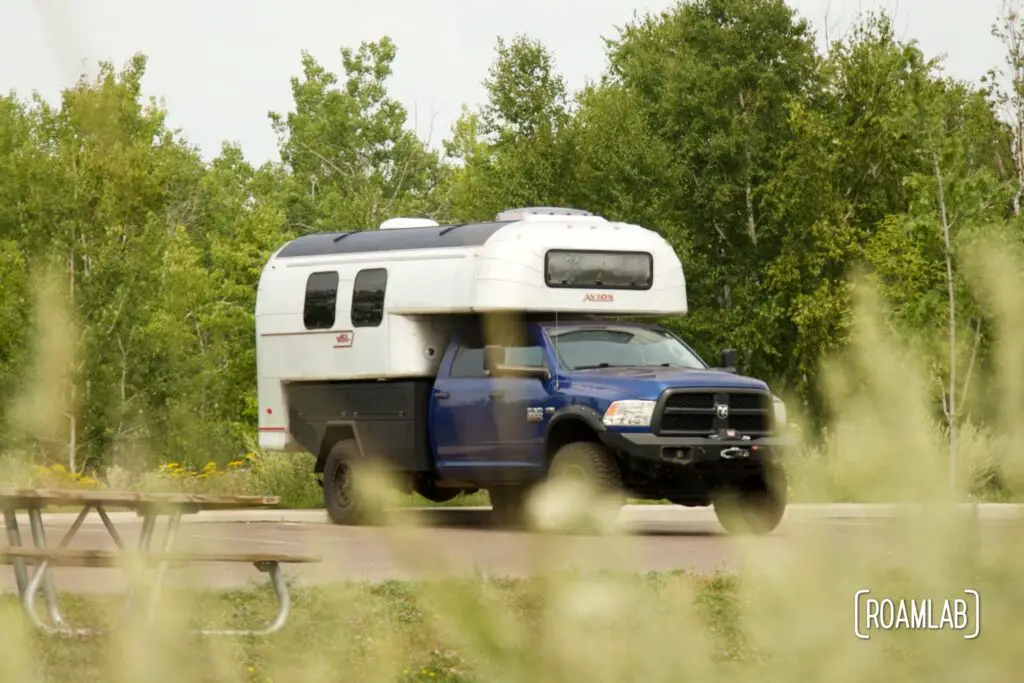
left=0, top=486, right=321, bottom=637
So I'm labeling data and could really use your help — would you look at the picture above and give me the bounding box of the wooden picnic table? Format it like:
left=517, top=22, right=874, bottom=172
left=0, top=486, right=319, bottom=637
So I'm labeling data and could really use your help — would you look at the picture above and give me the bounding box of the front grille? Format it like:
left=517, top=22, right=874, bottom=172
left=655, top=389, right=774, bottom=436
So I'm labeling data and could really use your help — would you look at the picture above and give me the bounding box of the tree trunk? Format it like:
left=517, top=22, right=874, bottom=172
left=934, top=154, right=958, bottom=495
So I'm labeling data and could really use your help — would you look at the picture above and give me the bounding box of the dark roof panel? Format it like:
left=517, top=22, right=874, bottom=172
left=275, top=221, right=513, bottom=258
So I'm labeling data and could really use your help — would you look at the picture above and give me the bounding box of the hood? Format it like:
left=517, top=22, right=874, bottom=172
left=564, top=366, right=770, bottom=401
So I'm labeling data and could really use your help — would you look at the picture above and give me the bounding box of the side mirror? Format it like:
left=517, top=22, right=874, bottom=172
left=720, top=348, right=738, bottom=373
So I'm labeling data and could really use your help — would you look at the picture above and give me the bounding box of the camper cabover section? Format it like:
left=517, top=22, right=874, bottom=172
left=466, top=215, right=686, bottom=315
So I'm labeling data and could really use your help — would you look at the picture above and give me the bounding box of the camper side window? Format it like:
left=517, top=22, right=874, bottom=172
left=303, top=271, right=339, bottom=330
left=351, top=268, right=387, bottom=328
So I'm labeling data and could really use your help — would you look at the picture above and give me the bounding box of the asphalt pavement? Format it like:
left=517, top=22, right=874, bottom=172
left=0, top=504, right=1020, bottom=595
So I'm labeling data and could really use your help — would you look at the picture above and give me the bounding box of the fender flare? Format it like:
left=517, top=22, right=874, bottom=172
left=314, top=421, right=365, bottom=474
left=544, top=405, right=607, bottom=455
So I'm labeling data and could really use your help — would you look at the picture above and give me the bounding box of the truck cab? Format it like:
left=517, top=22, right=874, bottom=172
left=421, top=316, right=789, bottom=532
left=255, top=207, right=791, bottom=533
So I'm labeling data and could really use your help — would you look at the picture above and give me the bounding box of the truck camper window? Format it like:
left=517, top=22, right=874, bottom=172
left=303, top=271, right=339, bottom=330
left=351, top=268, right=387, bottom=328
left=544, top=249, right=653, bottom=290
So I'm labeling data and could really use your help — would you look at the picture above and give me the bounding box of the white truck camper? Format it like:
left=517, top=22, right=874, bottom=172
left=255, top=207, right=688, bottom=449
left=254, top=207, right=790, bottom=533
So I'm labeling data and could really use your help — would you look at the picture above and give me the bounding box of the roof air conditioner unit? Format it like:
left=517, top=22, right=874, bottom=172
left=379, top=217, right=440, bottom=230
left=496, top=207, right=595, bottom=222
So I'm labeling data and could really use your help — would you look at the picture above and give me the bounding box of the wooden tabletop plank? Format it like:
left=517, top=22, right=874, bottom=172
left=0, top=547, right=321, bottom=567
left=0, top=487, right=281, bottom=511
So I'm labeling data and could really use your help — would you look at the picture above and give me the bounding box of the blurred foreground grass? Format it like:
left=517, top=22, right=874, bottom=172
left=2, top=521, right=1020, bottom=683
left=1, top=571, right=743, bottom=683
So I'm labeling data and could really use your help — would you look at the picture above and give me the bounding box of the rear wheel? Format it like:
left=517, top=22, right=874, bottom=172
left=323, top=440, right=385, bottom=525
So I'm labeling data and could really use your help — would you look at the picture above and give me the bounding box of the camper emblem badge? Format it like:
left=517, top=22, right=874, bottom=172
left=715, top=403, right=729, bottom=419
left=583, top=293, right=615, bottom=302
left=334, top=331, right=354, bottom=348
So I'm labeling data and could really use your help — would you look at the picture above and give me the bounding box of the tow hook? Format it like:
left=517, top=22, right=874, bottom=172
left=720, top=447, right=750, bottom=460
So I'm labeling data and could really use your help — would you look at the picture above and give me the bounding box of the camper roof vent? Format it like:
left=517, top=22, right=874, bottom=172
left=379, top=217, right=441, bottom=230
left=495, top=206, right=596, bottom=222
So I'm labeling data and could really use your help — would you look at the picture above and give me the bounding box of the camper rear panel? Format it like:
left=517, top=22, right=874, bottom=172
left=284, top=379, right=433, bottom=471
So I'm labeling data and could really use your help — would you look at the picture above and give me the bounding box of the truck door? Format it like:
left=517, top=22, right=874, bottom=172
left=487, top=333, right=551, bottom=467
left=430, top=332, right=501, bottom=467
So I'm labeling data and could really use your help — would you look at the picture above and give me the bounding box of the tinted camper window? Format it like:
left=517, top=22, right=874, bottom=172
left=303, top=271, right=339, bottom=330
left=544, top=250, right=653, bottom=290
left=351, top=268, right=387, bottom=327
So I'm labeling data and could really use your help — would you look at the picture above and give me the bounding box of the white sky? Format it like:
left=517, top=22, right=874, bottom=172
left=0, top=0, right=1013, bottom=166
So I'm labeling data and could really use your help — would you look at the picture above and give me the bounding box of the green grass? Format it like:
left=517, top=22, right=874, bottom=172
left=5, top=571, right=742, bottom=683
left=5, top=546, right=1021, bottom=683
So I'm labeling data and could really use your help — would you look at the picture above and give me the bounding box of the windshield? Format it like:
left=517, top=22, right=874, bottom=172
left=544, top=325, right=707, bottom=371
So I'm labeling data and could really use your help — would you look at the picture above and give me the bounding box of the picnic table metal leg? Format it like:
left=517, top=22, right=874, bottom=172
left=194, top=562, right=292, bottom=637
left=21, top=559, right=52, bottom=634
left=14, top=506, right=95, bottom=635
left=137, top=510, right=158, bottom=549
left=116, top=509, right=159, bottom=623
left=96, top=506, right=126, bottom=549
left=3, top=509, right=28, bottom=597
left=146, top=509, right=182, bottom=621
left=21, top=556, right=97, bottom=637
left=27, top=507, right=65, bottom=629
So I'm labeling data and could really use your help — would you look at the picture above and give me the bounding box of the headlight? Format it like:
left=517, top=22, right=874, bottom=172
left=772, top=395, right=787, bottom=428
left=602, top=400, right=656, bottom=427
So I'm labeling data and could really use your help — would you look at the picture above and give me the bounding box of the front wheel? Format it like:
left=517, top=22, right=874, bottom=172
left=712, top=475, right=787, bottom=535
left=539, top=441, right=625, bottom=534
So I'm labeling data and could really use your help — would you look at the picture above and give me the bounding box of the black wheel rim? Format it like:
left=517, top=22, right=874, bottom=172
left=332, top=462, right=352, bottom=507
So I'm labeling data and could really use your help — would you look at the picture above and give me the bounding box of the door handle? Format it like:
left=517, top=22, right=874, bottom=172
left=489, top=390, right=505, bottom=399
left=434, top=390, right=450, bottom=399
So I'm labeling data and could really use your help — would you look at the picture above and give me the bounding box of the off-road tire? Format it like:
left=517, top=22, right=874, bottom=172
left=548, top=441, right=625, bottom=502
left=323, top=440, right=376, bottom=525
left=542, top=441, right=626, bottom=536
left=712, top=474, right=787, bottom=535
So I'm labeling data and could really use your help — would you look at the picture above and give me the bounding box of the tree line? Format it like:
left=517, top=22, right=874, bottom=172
left=2, top=0, right=1024, bottom=472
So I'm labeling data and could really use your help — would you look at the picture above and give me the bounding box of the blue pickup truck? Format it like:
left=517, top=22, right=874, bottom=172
left=256, top=209, right=791, bottom=533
